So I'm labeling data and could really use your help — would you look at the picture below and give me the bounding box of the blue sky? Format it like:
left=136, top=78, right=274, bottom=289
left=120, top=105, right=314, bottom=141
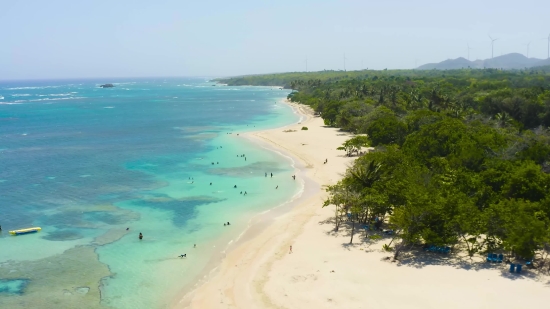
left=1, top=0, right=548, bottom=79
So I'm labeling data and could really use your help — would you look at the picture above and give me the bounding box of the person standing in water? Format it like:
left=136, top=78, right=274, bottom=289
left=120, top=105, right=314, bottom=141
left=271, top=173, right=273, bottom=178
left=139, top=233, right=143, bottom=240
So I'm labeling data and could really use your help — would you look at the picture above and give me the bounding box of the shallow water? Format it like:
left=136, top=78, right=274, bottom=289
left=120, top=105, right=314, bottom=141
left=0, top=78, right=300, bottom=308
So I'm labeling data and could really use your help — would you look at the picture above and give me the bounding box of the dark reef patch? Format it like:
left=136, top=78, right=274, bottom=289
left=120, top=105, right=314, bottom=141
left=208, top=161, right=286, bottom=178
left=42, top=230, right=83, bottom=241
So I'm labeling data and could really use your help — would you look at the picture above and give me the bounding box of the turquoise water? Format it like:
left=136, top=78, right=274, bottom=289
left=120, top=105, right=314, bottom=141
left=0, top=78, right=300, bottom=308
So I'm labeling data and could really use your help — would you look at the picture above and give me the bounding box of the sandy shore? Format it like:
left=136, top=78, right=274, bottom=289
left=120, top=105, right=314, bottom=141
left=175, top=101, right=550, bottom=309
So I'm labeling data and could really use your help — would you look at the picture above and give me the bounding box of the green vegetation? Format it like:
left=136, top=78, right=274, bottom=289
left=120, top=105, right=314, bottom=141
left=301, top=126, right=308, bottom=130
left=337, top=135, right=369, bottom=157
left=223, top=69, right=550, bottom=264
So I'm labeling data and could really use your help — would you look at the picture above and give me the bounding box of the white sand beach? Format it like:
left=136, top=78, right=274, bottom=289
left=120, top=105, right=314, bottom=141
left=175, top=101, right=550, bottom=309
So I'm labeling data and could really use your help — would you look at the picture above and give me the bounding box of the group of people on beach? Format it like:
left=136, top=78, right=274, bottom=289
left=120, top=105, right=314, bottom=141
left=159, top=147, right=299, bottom=259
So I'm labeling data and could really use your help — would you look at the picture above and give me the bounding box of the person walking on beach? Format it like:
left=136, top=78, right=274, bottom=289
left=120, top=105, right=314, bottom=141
left=179, top=254, right=186, bottom=258
left=139, top=233, right=143, bottom=240
left=289, top=245, right=293, bottom=254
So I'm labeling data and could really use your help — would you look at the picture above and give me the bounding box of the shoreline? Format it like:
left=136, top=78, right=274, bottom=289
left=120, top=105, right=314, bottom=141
left=174, top=99, right=550, bottom=309
left=173, top=100, right=356, bottom=308
left=166, top=98, right=320, bottom=308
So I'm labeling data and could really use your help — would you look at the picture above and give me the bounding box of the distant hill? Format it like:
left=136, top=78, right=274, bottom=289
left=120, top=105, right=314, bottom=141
left=417, top=53, right=550, bottom=70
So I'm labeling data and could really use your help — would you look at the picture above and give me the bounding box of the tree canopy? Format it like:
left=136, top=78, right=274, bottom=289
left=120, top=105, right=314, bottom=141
left=223, top=68, right=550, bottom=261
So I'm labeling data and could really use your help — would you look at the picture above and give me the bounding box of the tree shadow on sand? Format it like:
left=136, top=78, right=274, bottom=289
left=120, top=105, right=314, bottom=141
left=318, top=217, right=549, bottom=282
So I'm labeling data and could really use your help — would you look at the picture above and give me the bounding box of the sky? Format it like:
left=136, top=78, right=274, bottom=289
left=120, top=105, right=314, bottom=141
left=1, top=0, right=549, bottom=80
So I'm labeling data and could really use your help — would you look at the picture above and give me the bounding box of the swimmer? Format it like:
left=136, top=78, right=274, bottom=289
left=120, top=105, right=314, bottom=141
left=234, top=185, right=237, bottom=188
left=244, top=191, right=247, bottom=195
left=240, top=191, right=242, bottom=194
left=139, top=233, right=143, bottom=240
left=271, top=173, right=273, bottom=178
left=276, top=185, right=278, bottom=189
left=210, top=182, right=212, bottom=185
left=265, top=172, right=267, bottom=177
left=194, top=244, right=196, bottom=248
left=179, top=254, right=187, bottom=258
left=126, top=227, right=129, bottom=230
left=227, top=222, right=230, bottom=225
left=224, top=223, right=226, bottom=226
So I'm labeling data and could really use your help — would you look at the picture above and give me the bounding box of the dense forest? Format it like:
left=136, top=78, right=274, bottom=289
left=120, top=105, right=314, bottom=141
left=221, top=68, right=550, bottom=265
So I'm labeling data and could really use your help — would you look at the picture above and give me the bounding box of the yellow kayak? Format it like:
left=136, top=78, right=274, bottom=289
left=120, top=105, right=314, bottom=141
left=9, top=227, right=42, bottom=235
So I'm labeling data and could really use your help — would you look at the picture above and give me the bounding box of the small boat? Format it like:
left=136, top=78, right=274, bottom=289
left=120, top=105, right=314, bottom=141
left=9, top=227, right=41, bottom=235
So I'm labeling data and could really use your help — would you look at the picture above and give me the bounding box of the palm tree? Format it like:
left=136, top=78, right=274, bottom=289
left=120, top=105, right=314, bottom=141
left=494, top=112, right=513, bottom=127
left=349, top=159, right=383, bottom=189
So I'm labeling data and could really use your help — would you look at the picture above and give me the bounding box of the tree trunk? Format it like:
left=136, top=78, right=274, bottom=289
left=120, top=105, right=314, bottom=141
left=334, top=204, right=340, bottom=231
left=350, top=220, right=355, bottom=244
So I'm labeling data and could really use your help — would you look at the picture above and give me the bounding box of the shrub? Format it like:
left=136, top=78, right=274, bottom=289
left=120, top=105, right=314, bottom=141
left=301, top=126, right=308, bottom=130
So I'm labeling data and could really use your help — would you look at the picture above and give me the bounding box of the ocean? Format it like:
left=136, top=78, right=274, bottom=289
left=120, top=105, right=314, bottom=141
left=0, top=78, right=301, bottom=308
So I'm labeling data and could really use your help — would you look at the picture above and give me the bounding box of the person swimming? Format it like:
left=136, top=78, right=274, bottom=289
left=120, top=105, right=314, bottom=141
left=240, top=191, right=242, bottom=194
left=210, top=182, right=212, bottom=185
left=234, top=185, right=237, bottom=188
left=227, top=222, right=230, bottom=225
left=276, top=185, right=278, bottom=189
left=139, top=233, right=143, bottom=240
left=244, top=191, right=247, bottom=195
